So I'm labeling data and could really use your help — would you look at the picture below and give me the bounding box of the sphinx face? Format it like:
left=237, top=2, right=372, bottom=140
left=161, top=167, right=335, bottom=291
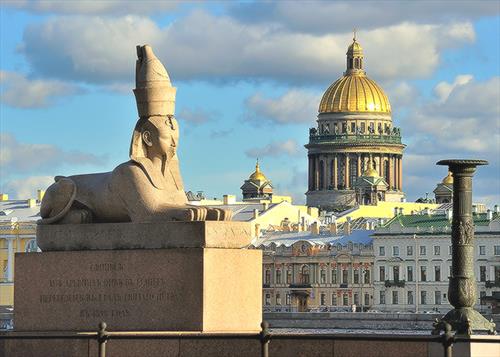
left=156, top=116, right=179, bottom=161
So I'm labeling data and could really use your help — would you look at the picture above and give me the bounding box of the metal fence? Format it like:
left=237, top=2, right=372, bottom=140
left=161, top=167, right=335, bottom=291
left=1, top=321, right=498, bottom=357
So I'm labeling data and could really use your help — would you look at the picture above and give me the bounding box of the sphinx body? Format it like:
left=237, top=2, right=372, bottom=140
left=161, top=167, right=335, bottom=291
left=39, top=45, right=230, bottom=224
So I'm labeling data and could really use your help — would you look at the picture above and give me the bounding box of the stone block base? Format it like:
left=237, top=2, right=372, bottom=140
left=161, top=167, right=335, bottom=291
left=14, top=248, right=262, bottom=332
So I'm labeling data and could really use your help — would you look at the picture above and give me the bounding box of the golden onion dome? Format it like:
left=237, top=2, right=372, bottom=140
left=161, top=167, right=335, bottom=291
left=362, top=160, right=379, bottom=177
left=442, top=171, right=453, bottom=185
left=319, top=37, right=391, bottom=114
left=249, top=160, right=268, bottom=181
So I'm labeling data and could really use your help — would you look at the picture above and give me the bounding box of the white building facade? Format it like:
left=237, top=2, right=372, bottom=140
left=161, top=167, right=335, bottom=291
left=372, top=210, right=500, bottom=313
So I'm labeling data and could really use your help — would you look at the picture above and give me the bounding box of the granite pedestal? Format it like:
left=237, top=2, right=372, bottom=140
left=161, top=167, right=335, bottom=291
left=14, top=221, right=262, bottom=332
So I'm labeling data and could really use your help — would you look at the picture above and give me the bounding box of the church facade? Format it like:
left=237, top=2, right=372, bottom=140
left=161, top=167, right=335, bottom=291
left=306, top=37, right=406, bottom=211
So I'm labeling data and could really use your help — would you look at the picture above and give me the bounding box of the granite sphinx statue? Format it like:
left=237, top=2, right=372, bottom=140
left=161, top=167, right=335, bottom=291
left=39, top=45, right=231, bottom=224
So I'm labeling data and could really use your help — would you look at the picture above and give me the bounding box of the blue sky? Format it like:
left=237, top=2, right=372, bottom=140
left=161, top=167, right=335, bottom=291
left=0, top=1, right=499, bottom=206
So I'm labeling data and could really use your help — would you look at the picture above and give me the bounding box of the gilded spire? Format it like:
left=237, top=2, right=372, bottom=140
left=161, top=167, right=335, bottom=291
left=249, top=159, right=268, bottom=181
left=345, top=31, right=365, bottom=75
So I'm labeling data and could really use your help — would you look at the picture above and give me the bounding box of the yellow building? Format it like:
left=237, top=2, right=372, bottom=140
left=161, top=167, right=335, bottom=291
left=0, top=194, right=40, bottom=308
left=306, top=36, right=405, bottom=210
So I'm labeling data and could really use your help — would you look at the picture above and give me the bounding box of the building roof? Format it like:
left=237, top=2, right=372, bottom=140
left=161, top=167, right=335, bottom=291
left=252, top=229, right=374, bottom=248
left=382, top=212, right=499, bottom=229
left=207, top=203, right=278, bottom=222
left=0, top=200, right=40, bottom=223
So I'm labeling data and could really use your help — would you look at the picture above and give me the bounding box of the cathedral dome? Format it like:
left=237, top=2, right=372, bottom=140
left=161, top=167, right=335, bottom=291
left=442, top=171, right=453, bottom=185
left=249, top=160, right=268, bottom=182
left=319, top=38, right=391, bottom=114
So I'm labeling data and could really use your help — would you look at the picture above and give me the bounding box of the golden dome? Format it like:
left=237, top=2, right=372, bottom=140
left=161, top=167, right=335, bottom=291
left=319, top=38, right=391, bottom=114
left=442, top=171, right=453, bottom=185
left=249, top=160, right=268, bottom=181
left=362, top=159, right=379, bottom=177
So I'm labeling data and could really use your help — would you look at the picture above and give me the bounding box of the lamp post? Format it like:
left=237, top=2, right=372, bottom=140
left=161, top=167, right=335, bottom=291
left=432, top=159, right=495, bottom=335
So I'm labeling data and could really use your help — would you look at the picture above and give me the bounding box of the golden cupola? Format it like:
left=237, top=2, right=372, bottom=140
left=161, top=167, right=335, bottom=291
left=442, top=171, right=453, bottom=185
left=249, top=160, right=268, bottom=182
left=319, top=36, right=391, bottom=114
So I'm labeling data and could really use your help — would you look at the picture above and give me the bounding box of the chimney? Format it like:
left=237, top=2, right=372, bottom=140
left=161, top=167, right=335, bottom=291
left=254, top=223, right=261, bottom=238
left=399, top=207, right=404, bottom=215
left=223, top=195, right=236, bottom=205
left=472, top=205, right=478, bottom=214
left=0, top=193, right=8, bottom=201
left=344, top=221, right=351, bottom=235
left=370, top=221, right=376, bottom=230
left=253, top=209, right=259, bottom=219
left=27, top=198, right=36, bottom=208
left=486, top=209, right=493, bottom=221
left=37, top=189, right=45, bottom=202
left=494, top=205, right=499, bottom=213
left=310, top=222, right=320, bottom=235
left=365, top=221, right=370, bottom=230
left=263, top=202, right=269, bottom=211
left=378, top=218, right=385, bottom=226
left=394, top=207, right=399, bottom=216
left=329, top=222, right=338, bottom=234
left=446, top=209, right=452, bottom=221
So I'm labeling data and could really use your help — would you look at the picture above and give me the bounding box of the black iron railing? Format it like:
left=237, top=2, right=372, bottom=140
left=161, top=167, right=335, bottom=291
left=1, top=321, right=498, bottom=357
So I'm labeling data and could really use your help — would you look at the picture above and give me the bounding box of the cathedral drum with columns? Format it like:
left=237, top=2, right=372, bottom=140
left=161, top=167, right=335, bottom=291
left=306, top=36, right=406, bottom=211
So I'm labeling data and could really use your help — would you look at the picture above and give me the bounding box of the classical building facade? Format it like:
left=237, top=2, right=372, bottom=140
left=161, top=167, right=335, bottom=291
left=252, top=228, right=374, bottom=313
left=433, top=171, right=453, bottom=204
left=306, top=37, right=405, bottom=210
left=372, top=209, right=500, bottom=314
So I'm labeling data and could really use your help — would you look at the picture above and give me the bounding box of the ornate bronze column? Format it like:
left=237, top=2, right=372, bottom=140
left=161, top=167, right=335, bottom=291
left=433, top=159, right=495, bottom=335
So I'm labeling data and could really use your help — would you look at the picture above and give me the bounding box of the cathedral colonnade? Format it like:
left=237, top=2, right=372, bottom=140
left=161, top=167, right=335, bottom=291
left=308, top=153, right=403, bottom=192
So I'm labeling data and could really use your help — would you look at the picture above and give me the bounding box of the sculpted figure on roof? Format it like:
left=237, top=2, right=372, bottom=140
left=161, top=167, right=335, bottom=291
left=39, top=45, right=231, bottom=224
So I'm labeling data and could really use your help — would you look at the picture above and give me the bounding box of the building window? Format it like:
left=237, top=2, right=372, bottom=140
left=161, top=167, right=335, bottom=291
left=286, top=294, right=291, bottom=305
left=369, top=122, right=374, bottom=133
left=321, top=293, right=326, bottom=306
left=421, top=291, right=427, bottom=305
left=265, top=270, right=271, bottom=285
left=276, top=294, right=282, bottom=305
left=435, top=291, right=441, bottom=305
left=332, top=294, right=337, bottom=306
left=479, top=246, right=486, bottom=256
left=379, top=246, right=385, bottom=256
left=354, top=269, right=359, bottom=284
left=392, top=291, right=398, bottom=305
left=286, top=269, right=292, bottom=284
left=300, top=265, right=310, bottom=284
left=342, top=269, right=348, bottom=284
left=331, top=268, right=337, bottom=284
left=360, top=122, right=366, bottom=133
left=393, top=246, right=399, bottom=256
left=321, top=269, right=326, bottom=284
left=434, top=246, right=440, bottom=256
left=276, top=270, right=282, bottom=284
left=343, top=293, right=349, bottom=306
left=380, top=291, right=386, bottom=305
left=364, top=293, right=370, bottom=306
left=364, top=270, right=370, bottom=284
left=420, top=246, right=426, bottom=256
left=495, top=266, right=500, bottom=283
left=434, top=266, right=441, bottom=282
left=354, top=293, right=359, bottom=305
left=407, top=291, right=414, bottom=305
left=407, top=266, right=414, bottom=282
left=265, top=294, right=271, bottom=305
left=420, top=266, right=427, bottom=282
left=319, top=161, right=325, bottom=190
left=379, top=266, right=386, bottom=281
left=494, top=246, right=500, bottom=256
left=393, top=266, right=400, bottom=281
left=351, top=122, right=356, bottom=133
left=407, top=246, right=413, bottom=256
left=480, top=266, right=486, bottom=282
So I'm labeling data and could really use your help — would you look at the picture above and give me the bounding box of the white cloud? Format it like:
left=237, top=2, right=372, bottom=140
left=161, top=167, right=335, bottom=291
left=228, top=1, right=498, bottom=34
left=245, top=140, right=302, bottom=158
left=245, top=89, right=320, bottom=125
left=0, top=133, right=107, bottom=175
left=434, top=74, right=473, bottom=102
left=18, top=11, right=476, bottom=86
left=178, top=108, right=218, bottom=125
left=0, top=70, right=82, bottom=108
left=4, top=0, right=179, bottom=16
left=1, top=176, right=54, bottom=200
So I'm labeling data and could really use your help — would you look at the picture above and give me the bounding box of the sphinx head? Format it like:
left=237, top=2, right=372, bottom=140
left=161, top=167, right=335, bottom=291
left=130, top=115, right=179, bottom=163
